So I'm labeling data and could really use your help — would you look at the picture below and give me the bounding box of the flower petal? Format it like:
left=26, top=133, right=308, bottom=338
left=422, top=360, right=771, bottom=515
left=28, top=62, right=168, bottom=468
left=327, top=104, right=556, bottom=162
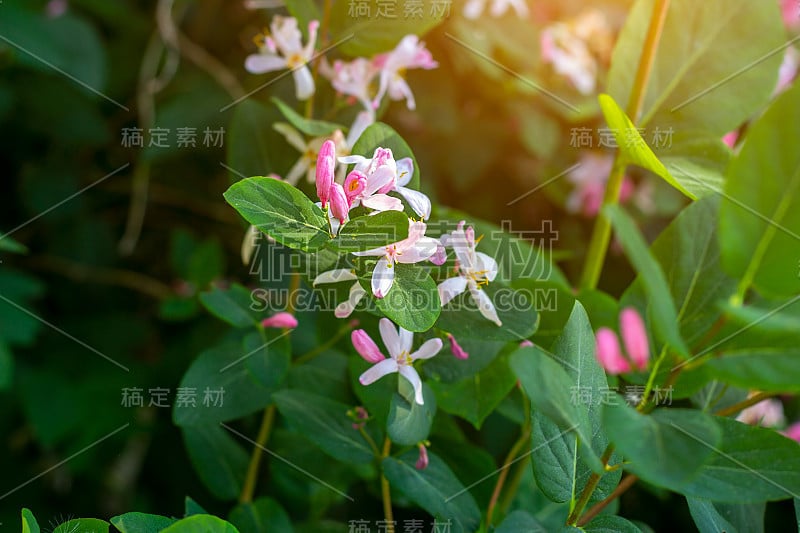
left=359, top=358, right=398, bottom=385
left=398, top=236, right=439, bottom=264
left=245, top=53, right=287, bottom=74
left=396, top=186, right=431, bottom=219
left=438, top=276, right=468, bottom=307
left=379, top=317, right=402, bottom=357
left=352, top=329, right=386, bottom=363
left=313, top=268, right=357, bottom=285
left=398, top=327, right=414, bottom=355
left=273, top=122, right=307, bottom=152
left=398, top=365, right=425, bottom=405
left=475, top=252, right=499, bottom=282
left=395, top=158, right=414, bottom=187
left=411, top=338, right=443, bottom=361
left=292, top=65, right=315, bottom=100
left=335, top=283, right=366, bottom=318
left=362, top=194, right=403, bottom=212
left=469, top=283, right=502, bottom=326
left=372, top=256, right=395, bottom=298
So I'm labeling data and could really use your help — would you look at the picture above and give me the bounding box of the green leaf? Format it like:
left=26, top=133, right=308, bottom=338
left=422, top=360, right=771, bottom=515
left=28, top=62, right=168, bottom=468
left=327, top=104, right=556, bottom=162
left=510, top=345, right=602, bottom=473
left=329, top=210, right=410, bottom=252
left=719, top=82, right=800, bottom=298
left=387, top=379, right=436, bottom=445
left=623, top=196, right=737, bottom=347
left=22, top=509, right=40, bottom=533
left=584, top=515, right=644, bottom=532
left=350, top=122, right=420, bottom=189
left=598, top=94, right=693, bottom=198
left=226, top=100, right=286, bottom=181
left=686, top=497, right=765, bottom=533
left=273, top=389, right=375, bottom=464
left=494, top=510, right=548, bottom=533
left=329, top=6, right=444, bottom=59
left=680, top=417, right=800, bottom=502
left=182, top=424, right=249, bottom=500
left=161, top=515, right=240, bottom=533
left=285, top=0, right=322, bottom=27
left=382, top=449, right=481, bottom=533
left=530, top=302, right=621, bottom=504
left=224, top=177, right=330, bottom=252
left=184, top=497, right=208, bottom=517
left=602, top=404, right=722, bottom=490
left=435, top=282, right=539, bottom=341
left=173, top=337, right=285, bottom=426
left=429, top=351, right=516, bottom=429
left=199, top=284, right=259, bottom=328
left=53, top=519, right=109, bottom=533
left=363, top=264, right=440, bottom=332
left=606, top=205, right=689, bottom=356
left=608, top=0, right=784, bottom=136
left=272, top=97, right=345, bottom=137
left=228, top=497, right=292, bottom=533
left=0, top=237, right=27, bottom=254
left=111, top=513, right=178, bottom=533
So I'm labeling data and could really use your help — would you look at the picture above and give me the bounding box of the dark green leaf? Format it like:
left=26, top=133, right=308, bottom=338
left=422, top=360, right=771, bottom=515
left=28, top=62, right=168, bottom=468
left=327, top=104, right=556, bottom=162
left=272, top=97, right=345, bottom=137
left=53, top=519, right=109, bottom=533
left=382, top=449, right=481, bottom=533
left=0, top=341, right=13, bottom=390
left=273, top=390, right=375, bottom=464
left=161, top=515, right=240, bottom=533
left=224, top=177, right=330, bottom=251
left=226, top=100, right=286, bottom=181
left=387, top=379, right=436, bottom=445
left=495, top=510, right=547, bottom=533
left=199, top=284, right=259, bottom=328
left=0, top=237, right=28, bottom=254
left=584, top=515, right=643, bottom=532
left=606, top=205, right=689, bottom=356
left=603, top=404, right=722, bottom=490
left=111, top=513, right=178, bottom=533
left=362, top=264, right=440, bottom=332
left=329, top=210, right=410, bottom=252
left=228, top=497, right=293, bottom=533
left=686, top=497, right=765, bottom=533
left=182, top=424, right=249, bottom=500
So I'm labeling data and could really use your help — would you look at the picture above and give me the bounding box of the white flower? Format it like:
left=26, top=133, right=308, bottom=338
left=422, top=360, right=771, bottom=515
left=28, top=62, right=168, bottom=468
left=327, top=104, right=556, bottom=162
left=372, top=35, right=438, bottom=110
left=353, top=220, right=440, bottom=298
left=322, top=57, right=379, bottom=116
left=354, top=318, right=442, bottom=405
left=245, top=16, right=319, bottom=100
left=313, top=268, right=367, bottom=318
left=438, top=221, right=502, bottom=326
left=463, top=0, right=529, bottom=20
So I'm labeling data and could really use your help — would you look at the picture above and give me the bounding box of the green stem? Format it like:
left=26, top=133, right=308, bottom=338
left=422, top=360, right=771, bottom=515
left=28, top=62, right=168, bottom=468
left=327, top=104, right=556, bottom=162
left=715, top=391, right=779, bottom=418
left=380, top=437, right=395, bottom=533
left=636, top=345, right=669, bottom=411
left=577, top=474, right=639, bottom=527
left=359, top=427, right=381, bottom=457
left=239, top=405, right=276, bottom=503
left=486, top=397, right=531, bottom=527
left=294, top=320, right=356, bottom=364
left=566, top=445, right=615, bottom=526
left=579, top=0, right=671, bottom=290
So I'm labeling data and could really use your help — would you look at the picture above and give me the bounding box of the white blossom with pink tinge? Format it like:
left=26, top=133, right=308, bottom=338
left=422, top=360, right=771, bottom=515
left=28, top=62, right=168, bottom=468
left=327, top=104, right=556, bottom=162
left=438, top=221, right=502, bottom=326
left=353, top=318, right=443, bottom=405
left=372, top=35, right=438, bottom=111
left=736, top=398, right=785, bottom=428
left=245, top=17, right=319, bottom=101
left=353, top=220, right=440, bottom=298
left=463, top=0, right=529, bottom=20
left=313, top=269, right=367, bottom=318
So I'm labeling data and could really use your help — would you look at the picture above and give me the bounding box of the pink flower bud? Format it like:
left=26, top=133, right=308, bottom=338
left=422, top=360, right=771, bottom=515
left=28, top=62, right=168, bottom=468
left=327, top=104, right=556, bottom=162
left=783, top=421, right=800, bottom=443
left=261, top=312, right=298, bottom=329
left=352, top=329, right=385, bottom=363
left=329, top=182, right=349, bottom=223
left=722, top=131, right=739, bottom=149
left=315, top=139, right=336, bottom=207
left=595, top=328, right=631, bottom=374
left=447, top=334, right=469, bottom=360
left=519, top=340, right=534, bottom=348
left=619, top=308, right=649, bottom=371
left=415, top=443, right=429, bottom=470
left=343, top=170, right=367, bottom=205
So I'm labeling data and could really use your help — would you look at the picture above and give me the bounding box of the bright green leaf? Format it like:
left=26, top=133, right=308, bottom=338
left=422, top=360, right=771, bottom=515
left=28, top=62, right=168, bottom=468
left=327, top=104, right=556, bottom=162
left=111, top=513, right=178, bottom=533
left=362, top=264, right=440, bottom=332
left=161, top=515, right=240, bottom=533
left=329, top=211, right=410, bottom=252
left=53, top=519, right=109, bottom=533
left=22, top=509, right=40, bottom=533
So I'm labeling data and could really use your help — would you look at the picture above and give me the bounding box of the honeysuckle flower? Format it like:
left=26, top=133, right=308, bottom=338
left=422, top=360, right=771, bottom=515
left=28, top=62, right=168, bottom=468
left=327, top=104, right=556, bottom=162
left=722, top=130, right=739, bottom=149
left=354, top=318, right=443, bottom=404
left=447, top=333, right=469, bottom=360
left=540, top=10, right=613, bottom=95
left=329, top=182, right=350, bottom=223
left=246, top=17, right=319, bottom=101
left=372, top=35, right=438, bottom=110
left=463, top=0, right=529, bottom=20
left=429, top=241, right=447, bottom=266
left=353, top=221, right=440, bottom=298
left=782, top=0, right=800, bottom=30
left=737, top=398, right=785, bottom=428
left=619, top=308, right=649, bottom=371
left=438, top=221, right=502, bottom=326
left=566, top=153, right=634, bottom=217
left=349, top=406, right=369, bottom=430
left=322, top=57, right=379, bottom=115
left=261, top=312, right=298, bottom=329
left=275, top=123, right=346, bottom=185
left=339, top=148, right=405, bottom=213
left=313, top=269, right=366, bottom=318
left=416, top=442, right=429, bottom=470
left=595, top=327, right=631, bottom=374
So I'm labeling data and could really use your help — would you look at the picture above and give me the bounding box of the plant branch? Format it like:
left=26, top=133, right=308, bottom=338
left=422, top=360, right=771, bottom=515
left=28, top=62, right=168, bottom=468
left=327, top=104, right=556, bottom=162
left=577, top=474, right=639, bottom=527
left=238, top=405, right=276, bottom=503
left=381, top=437, right=395, bottom=533
left=566, top=445, right=615, bottom=525
left=715, top=391, right=779, bottom=418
